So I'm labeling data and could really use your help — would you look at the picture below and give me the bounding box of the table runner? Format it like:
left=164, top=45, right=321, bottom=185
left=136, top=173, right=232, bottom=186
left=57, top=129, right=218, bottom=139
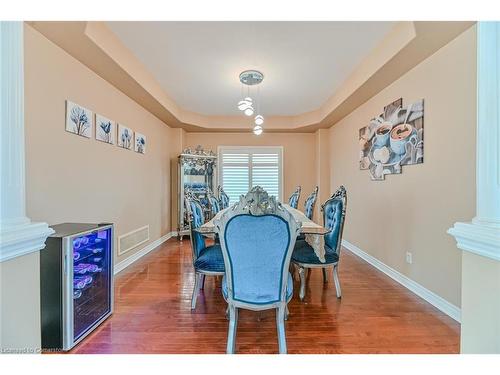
left=196, top=203, right=328, bottom=262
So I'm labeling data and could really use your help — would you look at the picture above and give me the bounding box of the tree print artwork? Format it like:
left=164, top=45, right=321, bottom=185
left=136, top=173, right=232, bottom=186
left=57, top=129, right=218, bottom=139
left=134, top=132, right=147, bottom=154
left=118, top=124, right=133, bottom=150
left=65, top=101, right=93, bottom=138
left=95, top=114, right=115, bottom=144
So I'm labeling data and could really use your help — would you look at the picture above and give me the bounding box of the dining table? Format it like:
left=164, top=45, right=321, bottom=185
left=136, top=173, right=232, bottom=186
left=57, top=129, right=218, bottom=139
left=196, top=203, right=330, bottom=263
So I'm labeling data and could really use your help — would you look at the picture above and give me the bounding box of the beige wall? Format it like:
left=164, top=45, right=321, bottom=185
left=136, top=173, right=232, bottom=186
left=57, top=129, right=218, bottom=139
left=314, top=129, right=331, bottom=223
left=327, top=26, right=477, bottom=307
left=460, top=251, right=500, bottom=353
left=184, top=132, right=318, bottom=209
left=24, top=24, right=179, bottom=266
left=0, top=253, right=41, bottom=351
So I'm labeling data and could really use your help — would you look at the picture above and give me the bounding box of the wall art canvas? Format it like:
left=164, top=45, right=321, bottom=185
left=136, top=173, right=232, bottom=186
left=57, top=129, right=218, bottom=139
left=359, top=98, right=424, bottom=180
left=95, top=114, right=115, bottom=144
left=134, top=132, right=146, bottom=154
left=65, top=100, right=93, bottom=138
left=117, top=124, right=133, bottom=150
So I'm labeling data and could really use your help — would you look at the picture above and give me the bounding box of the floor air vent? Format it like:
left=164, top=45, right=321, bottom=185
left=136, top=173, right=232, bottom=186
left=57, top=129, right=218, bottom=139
left=118, top=225, right=150, bottom=255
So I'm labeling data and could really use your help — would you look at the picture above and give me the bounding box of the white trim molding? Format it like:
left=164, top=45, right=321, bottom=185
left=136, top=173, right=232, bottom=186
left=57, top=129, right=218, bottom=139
left=342, top=239, right=461, bottom=322
left=0, top=222, right=54, bottom=263
left=448, top=222, right=500, bottom=262
left=114, top=231, right=177, bottom=275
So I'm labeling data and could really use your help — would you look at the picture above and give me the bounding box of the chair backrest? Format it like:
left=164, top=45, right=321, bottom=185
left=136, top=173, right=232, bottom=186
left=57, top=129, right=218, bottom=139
left=184, top=192, right=206, bottom=261
left=207, top=187, right=221, bottom=216
left=303, top=186, right=319, bottom=220
left=321, top=186, right=347, bottom=255
left=215, top=186, right=301, bottom=307
left=288, top=186, right=301, bottom=209
left=218, top=185, right=230, bottom=209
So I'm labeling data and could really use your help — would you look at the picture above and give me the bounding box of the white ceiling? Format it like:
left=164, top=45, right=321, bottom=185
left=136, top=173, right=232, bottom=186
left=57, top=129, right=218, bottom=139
left=107, top=22, right=394, bottom=117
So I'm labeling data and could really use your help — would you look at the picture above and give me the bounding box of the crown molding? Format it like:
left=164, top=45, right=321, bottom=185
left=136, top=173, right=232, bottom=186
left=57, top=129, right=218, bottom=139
left=28, top=21, right=475, bottom=133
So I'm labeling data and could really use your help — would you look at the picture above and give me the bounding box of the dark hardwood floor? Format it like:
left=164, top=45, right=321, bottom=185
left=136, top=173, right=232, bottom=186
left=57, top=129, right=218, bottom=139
left=71, top=238, right=460, bottom=354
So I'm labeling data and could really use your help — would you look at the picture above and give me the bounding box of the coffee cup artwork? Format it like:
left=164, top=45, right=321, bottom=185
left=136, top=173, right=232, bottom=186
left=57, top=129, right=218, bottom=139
left=373, top=121, right=392, bottom=147
left=359, top=98, right=424, bottom=180
left=390, top=124, right=417, bottom=155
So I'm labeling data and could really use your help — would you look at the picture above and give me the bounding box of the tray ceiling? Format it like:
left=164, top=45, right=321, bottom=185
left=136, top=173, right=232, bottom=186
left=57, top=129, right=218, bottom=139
left=107, top=21, right=394, bottom=117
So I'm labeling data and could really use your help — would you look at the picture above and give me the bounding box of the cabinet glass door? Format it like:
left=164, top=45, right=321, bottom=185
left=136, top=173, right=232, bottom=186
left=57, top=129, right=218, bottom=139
left=72, top=227, right=112, bottom=341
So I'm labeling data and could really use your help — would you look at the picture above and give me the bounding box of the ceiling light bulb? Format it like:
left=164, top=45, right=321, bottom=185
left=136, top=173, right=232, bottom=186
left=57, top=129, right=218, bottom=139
left=238, top=101, right=249, bottom=111
left=253, top=125, right=263, bottom=135
left=254, top=115, right=264, bottom=125
left=244, top=107, right=254, bottom=116
left=237, top=97, right=253, bottom=111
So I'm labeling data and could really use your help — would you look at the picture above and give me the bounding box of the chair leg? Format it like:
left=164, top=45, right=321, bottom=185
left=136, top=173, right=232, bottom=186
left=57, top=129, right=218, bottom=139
left=276, top=305, right=287, bottom=354
left=298, top=266, right=306, bottom=301
left=285, top=305, right=289, bottom=321
left=333, top=264, right=342, bottom=299
left=322, top=268, right=328, bottom=283
left=226, top=305, right=239, bottom=354
left=225, top=305, right=229, bottom=320
left=191, top=273, right=201, bottom=310
left=200, top=274, right=206, bottom=290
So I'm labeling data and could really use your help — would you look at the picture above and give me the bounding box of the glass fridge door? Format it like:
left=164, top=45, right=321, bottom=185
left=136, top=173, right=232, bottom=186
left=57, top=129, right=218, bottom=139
left=72, top=227, right=112, bottom=342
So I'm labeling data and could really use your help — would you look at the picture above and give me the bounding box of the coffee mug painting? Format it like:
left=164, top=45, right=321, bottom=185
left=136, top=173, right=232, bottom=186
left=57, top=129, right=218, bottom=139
left=359, top=98, right=424, bottom=180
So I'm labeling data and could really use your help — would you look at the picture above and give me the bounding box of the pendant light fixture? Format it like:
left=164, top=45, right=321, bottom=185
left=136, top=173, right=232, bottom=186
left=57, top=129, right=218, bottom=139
left=237, top=70, right=265, bottom=134
left=238, top=97, right=254, bottom=116
left=244, top=107, right=254, bottom=117
left=254, top=115, right=264, bottom=126
left=253, top=125, right=263, bottom=135
left=237, top=97, right=253, bottom=111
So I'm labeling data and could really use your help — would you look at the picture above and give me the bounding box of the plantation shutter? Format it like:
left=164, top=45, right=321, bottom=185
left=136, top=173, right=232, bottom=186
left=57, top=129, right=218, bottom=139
left=251, top=152, right=280, bottom=200
left=219, top=147, right=283, bottom=203
left=220, top=151, right=250, bottom=204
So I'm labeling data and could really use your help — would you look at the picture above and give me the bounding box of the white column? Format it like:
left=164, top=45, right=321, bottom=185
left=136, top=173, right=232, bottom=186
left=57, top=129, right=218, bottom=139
left=473, top=21, right=500, bottom=229
left=448, top=22, right=500, bottom=261
left=448, top=22, right=500, bottom=354
left=0, top=21, right=53, bottom=262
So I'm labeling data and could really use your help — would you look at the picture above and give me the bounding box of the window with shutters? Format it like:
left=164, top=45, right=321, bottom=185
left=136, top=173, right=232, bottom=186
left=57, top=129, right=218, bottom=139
left=218, top=146, right=283, bottom=203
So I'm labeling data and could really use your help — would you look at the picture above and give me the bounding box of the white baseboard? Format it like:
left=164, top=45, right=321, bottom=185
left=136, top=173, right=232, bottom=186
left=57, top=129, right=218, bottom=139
left=342, top=239, right=461, bottom=322
left=114, top=231, right=178, bottom=275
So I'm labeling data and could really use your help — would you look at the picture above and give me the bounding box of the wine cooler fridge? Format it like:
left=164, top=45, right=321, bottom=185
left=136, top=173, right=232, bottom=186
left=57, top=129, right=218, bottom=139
left=40, top=223, right=114, bottom=351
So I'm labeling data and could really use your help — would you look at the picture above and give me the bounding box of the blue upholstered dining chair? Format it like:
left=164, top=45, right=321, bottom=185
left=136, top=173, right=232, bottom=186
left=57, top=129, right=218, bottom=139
left=297, top=186, right=319, bottom=241
left=292, top=186, right=347, bottom=301
left=218, top=185, right=230, bottom=209
left=184, top=192, right=225, bottom=310
left=207, top=187, right=221, bottom=217
left=214, top=186, right=301, bottom=354
left=303, top=186, right=319, bottom=220
left=288, top=186, right=301, bottom=209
